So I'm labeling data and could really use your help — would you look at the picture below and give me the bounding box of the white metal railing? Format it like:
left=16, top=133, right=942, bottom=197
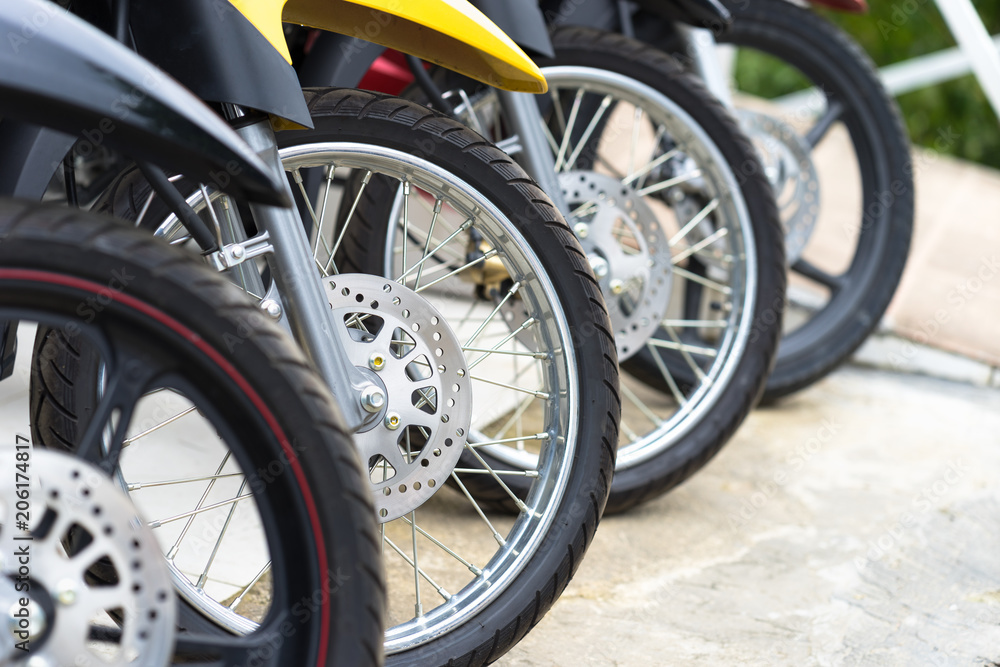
left=777, top=0, right=1000, bottom=119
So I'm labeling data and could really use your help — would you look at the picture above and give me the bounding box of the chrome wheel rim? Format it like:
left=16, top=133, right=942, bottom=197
left=438, top=65, right=758, bottom=470
left=130, top=143, right=580, bottom=653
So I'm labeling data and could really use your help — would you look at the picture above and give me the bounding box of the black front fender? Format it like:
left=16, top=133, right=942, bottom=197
left=0, top=0, right=289, bottom=207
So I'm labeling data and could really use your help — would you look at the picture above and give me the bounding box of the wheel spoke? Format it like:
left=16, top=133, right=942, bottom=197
left=664, top=326, right=709, bottom=382
left=793, top=258, right=844, bottom=292
left=637, top=169, right=702, bottom=198
left=413, top=197, right=443, bottom=290
left=672, top=266, right=733, bottom=295
left=627, top=107, right=644, bottom=180
left=806, top=100, right=845, bottom=149
left=462, top=281, right=521, bottom=347
left=164, top=451, right=232, bottom=560
left=383, top=533, right=451, bottom=604
left=127, top=471, right=243, bottom=491
left=669, top=199, right=720, bottom=247
left=413, top=248, right=498, bottom=293
left=660, top=319, right=728, bottom=328
left=196, top=477, right=249, bottom=589
left=644, top=341, right=687, bottom=407
left=453, top=468, right=539, bottom=477
left=410, top=510, right=423, bottom=616
left=396, top=217, right=473, bottom=284
left=647, top=337, right=718, bottom=358
left=625, top=129, right=671, bottom=190
left=620, top=382, right=664, bottom=426
left=327, top=170, right=373, bottom=274
left=467, top=317, right=537, bottom=370
left=122, top=406, right=197, bottom=447
left=671, top=227, right=729, bottom=265
left=228, top=561, right=271, bottom=611
left=469, top=374, right=549, bottom=400
left=148, top=491, right=254, bottom=528
left=620, top=418, right=639, bottom=442
left=550, top=88, right=567, bottom=136
left=314, top=164, right=336, bottom=259
left=564, top=94, right=614, bottom=171
left=401, top=180, right=411, bottom=282
left=461, top=444, right=529, bottom=513
left=449, top=472, right=507, bottom=546
left=492, top=395, right=535, bottom=440
left=554, top=88, right=585, bottom=172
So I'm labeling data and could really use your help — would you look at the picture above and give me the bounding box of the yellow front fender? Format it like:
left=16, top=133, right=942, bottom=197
left=230, top=0, right=547, bottom=93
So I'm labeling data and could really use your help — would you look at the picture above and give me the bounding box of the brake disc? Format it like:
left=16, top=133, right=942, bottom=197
left=561, top=171, right=673, bottom=360
left=325, top=274, right=472, bottom=523
left=738, top=108, right=820, bottom=264
left=0, top=449, right=175, bottom=667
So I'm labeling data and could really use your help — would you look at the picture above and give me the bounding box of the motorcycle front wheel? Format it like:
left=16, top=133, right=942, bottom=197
left=650, top=0, right=914, bottom=400
left=10, top=201, right=384, bottom=666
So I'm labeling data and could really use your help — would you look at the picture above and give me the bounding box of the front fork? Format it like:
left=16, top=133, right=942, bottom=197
left=496, top=90, right=571, bottom=215
left=674, top=25, right=733, bottom=109
left=493, top=23, right=732, bottom=215
left=230, top=119, right=378, bottom=431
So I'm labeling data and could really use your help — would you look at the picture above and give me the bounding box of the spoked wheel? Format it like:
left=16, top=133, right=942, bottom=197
left=32, top=90, right=619, bottom=665
left=10, top=202, right=383, bottom=665
left=394, top=28, right=786, bottom=512
left=2, top=449, right=177, bottom=667
left=648, top=0, right=914, bottom=400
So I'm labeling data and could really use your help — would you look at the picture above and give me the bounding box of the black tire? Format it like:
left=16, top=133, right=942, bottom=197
left=10, top=201, right=384, bottom=665
left=34, top=88, right=620, bottom=666
left=647, top=0, right=913, bottom=401
left=361, top=28, right=786, bottom=514
left=551, top=28, right=785, bottom=512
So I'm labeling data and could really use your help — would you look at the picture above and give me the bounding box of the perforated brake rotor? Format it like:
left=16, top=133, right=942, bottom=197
left=0, top=449, right=175, bottom=667
left=737, top=108, right=821, bottom=264
left=325, top=274, right=472, bottom=523
left=561, top=171, right=674, bottom=360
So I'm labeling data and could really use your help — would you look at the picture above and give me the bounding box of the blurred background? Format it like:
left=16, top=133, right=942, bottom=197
left=741, top=0, right=1000, bottom=168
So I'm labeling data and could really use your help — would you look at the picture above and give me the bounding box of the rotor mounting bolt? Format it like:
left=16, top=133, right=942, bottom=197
left=260, top=299, right=282, bottom=320
left=369, top=353, right=386, bottom=371
left=572, top=222, right=589, bottom=239
left=609, top=279, right=625, bottom=295
left=55, top=579, right=77, bottom=606
left=669, top=188, right=685, bottom=203
left=588, top=255, right=609, bottom=280
left=384, top=412, right=401, bottom=430
left=360, top=386, right=386, bottom=413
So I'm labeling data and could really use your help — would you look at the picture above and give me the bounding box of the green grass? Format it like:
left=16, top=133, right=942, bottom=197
left=736, top=0, right=1000, bottom=169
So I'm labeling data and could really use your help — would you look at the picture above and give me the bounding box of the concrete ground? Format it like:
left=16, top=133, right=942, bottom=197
left=497, top=139, right=1000, bottom=667
left=502, top=366, right=1000, bottom=666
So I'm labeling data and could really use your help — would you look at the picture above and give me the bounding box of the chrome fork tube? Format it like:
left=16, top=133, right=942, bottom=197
left=675, top=25, right=733, bottom=109
left=496, top=90, right=571, bottom=215
left=234, top=119, right=373, bottom=430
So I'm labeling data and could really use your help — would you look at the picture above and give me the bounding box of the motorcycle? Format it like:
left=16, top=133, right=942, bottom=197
left=4, top=0, right=621, bottom=663
left=558, top=0, right=914, bottom=401
left=293, top=0, right=789, bottom=512
left=0, top=3, right=384, bottom=663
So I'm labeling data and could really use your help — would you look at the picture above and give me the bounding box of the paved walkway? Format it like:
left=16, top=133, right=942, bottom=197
left=503, top=366, right=1000, bottom=666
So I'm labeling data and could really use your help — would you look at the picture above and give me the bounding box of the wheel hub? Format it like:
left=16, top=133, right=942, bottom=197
left=325, top=274, right=472, bottom=522
left=561, top=171, right=673, bottom=360
left=738, top=108, right=820, bottom=264
left=0, top=449, right=175, bottom=666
